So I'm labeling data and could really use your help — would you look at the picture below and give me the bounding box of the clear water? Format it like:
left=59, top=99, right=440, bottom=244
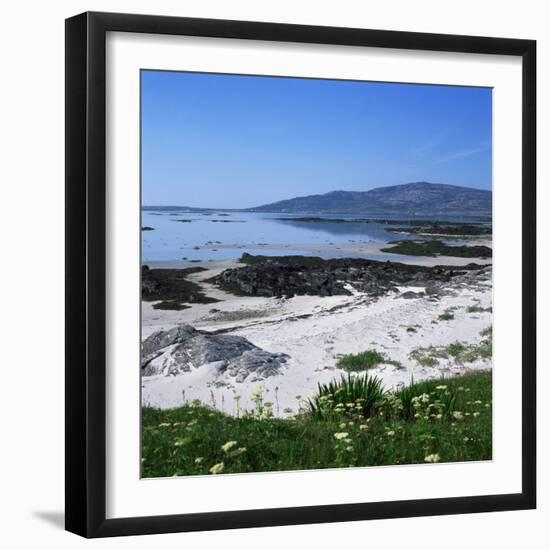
left=141, top=210, right=489, bottom=264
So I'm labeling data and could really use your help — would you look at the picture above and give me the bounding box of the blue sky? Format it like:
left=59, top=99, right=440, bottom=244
left=142, top=70, right=492, bottom=208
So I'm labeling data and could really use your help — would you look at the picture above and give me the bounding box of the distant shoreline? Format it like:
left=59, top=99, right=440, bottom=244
left=142, top=206, right=493, bottom=220
left=143, top=240, right=493, bottom=270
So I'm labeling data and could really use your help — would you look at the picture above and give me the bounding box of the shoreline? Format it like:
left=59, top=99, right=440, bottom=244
left=143, top=239, right=492, bottom=269
left=142, top=256, right=493, bottom=417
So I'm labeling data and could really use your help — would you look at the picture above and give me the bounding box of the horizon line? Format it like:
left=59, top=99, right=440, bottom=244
left=142, top=181, right=492, bottom=210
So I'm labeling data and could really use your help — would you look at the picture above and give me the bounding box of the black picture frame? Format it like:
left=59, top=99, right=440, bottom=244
left=65, top=11, right=536, bottom=538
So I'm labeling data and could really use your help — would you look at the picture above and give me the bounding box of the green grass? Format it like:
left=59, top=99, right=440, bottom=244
left=438, top=310, right=455, bottom=321
left=142, top=371, right=492, bottom=477
left=466, top=305, right=492, bottom=313
left=336, top=349, right=401, bottom=371
left=408, top=348, right=440, bottom=368
left=409, top=327, right=492, bottom=367
left=307, top=373, right=387, bottom=419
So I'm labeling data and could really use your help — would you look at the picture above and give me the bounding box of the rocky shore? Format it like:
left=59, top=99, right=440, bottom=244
left=386, top=221, right=491, bottom=237
left=141, top=254, right=492, bottom=414
left=207, top=252, right=487, bottom=299
left=380, top=240, right=492, bottom=258
left=142, top=265, right=219, bottom=310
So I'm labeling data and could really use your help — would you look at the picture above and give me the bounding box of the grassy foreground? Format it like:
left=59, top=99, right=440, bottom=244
left=142, top=371, right=492, bottom=478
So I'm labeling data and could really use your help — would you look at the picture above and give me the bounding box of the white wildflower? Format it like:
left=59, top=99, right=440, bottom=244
left=424, top=453, right=441, bottom=463
left=221, top=440, right=238, bottom=453
left=209, top=462, right=224, bottom=475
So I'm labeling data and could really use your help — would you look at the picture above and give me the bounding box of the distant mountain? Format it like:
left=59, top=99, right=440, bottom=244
left=248, top=182, right=492, bottom=216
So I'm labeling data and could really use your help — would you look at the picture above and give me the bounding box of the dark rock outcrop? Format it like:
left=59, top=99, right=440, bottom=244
left=400, top=291, right=424, bottom=299
left=381, top=240, right=492, bottom=258
left=142, top=265, right=218, bottom=309
left=387, top=222, right=491, bottom=237
left=208, top=253, right=484, bottom=299
left=142, top=324, right=288, bottom=382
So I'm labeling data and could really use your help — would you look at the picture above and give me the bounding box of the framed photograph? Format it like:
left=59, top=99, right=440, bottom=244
left=65, top=11, right=536, bottom=538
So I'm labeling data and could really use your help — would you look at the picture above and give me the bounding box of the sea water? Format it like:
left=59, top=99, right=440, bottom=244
left=141, top=209, right=489, bottom=263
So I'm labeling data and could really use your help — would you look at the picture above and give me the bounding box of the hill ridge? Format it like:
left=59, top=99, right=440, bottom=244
left=247, top=181, right=491, bottom=216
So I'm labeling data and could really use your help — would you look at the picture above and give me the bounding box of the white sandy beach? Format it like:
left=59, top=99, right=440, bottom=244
left=142, top=254, right=493, bottom=417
